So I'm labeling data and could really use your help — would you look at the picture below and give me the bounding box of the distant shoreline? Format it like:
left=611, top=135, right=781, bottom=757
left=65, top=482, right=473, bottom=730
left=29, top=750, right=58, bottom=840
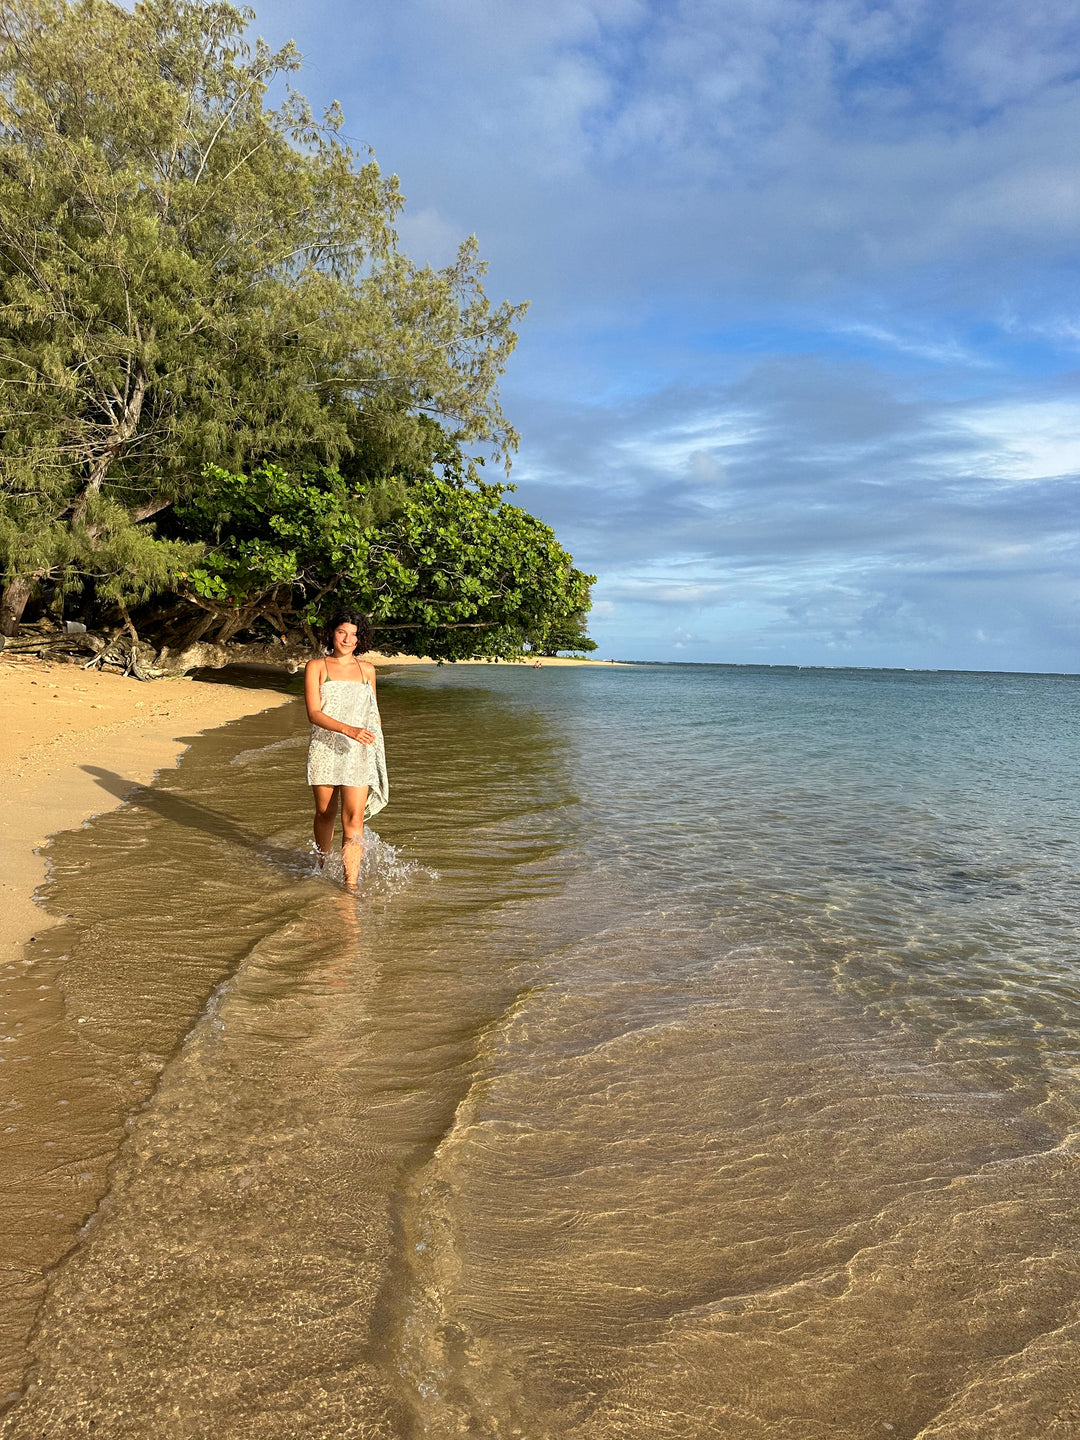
left=613, top=658, right=1079, bottom=677
left=371, top=652, right=626, bottom=668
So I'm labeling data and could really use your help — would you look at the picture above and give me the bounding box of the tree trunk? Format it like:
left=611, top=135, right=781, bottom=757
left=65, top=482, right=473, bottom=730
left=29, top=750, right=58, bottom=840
left=70, top=364, right=149, bottom=530
left=0, top=575, right=34, bottom=637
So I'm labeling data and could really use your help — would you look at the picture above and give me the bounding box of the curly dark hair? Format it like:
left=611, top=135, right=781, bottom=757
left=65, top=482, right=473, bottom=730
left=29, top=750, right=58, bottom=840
left=322, top=611, right=373, bottom=655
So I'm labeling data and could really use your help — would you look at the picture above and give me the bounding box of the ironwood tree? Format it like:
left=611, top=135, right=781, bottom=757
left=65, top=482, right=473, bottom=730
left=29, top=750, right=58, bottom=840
left=0, top=0, right=548, bottom=648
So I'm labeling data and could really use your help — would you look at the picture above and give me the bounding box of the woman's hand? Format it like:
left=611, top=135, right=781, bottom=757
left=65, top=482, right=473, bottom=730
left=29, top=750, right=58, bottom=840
left=347, top=726, right=376, bottom=745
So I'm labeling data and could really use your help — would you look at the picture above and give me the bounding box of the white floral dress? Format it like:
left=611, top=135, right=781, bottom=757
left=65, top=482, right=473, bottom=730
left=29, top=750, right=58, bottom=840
left=306, top=673, right=389, bottom=819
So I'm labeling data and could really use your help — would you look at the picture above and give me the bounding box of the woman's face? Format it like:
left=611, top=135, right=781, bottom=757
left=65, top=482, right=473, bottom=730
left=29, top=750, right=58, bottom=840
left=333, top=624, right=359, bottom=654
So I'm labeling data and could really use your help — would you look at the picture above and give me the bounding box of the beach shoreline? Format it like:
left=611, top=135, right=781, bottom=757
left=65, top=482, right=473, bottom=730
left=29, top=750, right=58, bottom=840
left=1, top=654, right=297, bottom=965
left=0, top=650, right=614, bottom=963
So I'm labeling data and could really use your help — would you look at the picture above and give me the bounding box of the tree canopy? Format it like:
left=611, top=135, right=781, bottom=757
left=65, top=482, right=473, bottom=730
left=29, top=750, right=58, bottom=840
left=168, top=454, right=595, bottom=660
left=0, top=0, right=588, bottom=660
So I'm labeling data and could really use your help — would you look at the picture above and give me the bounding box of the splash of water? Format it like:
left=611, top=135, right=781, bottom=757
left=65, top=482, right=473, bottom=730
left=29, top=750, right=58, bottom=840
left=311, top=827, right=438, bottom=896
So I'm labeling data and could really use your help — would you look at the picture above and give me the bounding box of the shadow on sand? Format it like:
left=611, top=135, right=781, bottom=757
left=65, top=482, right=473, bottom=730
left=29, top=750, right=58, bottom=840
left=187, top=661, right=302, bottom=696
left=80, top=765, right=307, bottom=872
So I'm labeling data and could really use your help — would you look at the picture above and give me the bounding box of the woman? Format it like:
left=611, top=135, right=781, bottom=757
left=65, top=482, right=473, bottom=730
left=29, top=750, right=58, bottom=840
left=304, top=612, right=389, bottom=888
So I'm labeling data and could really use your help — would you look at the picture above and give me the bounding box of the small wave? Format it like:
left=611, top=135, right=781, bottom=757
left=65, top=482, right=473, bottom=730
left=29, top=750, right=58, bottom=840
left=228, top=736, right=307, bottom=767
left=312, top=827, right=438, bottom=895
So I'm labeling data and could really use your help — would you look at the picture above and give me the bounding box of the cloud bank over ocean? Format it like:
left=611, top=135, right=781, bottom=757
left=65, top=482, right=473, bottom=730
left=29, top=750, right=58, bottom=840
left=258, top=0, right=1080, bottom=669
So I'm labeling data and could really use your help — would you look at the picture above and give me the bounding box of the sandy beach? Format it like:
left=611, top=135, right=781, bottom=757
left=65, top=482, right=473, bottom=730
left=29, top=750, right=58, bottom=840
left=0, top=655, right=296, bottom=964
left=1, top=649, right=613, bottom=963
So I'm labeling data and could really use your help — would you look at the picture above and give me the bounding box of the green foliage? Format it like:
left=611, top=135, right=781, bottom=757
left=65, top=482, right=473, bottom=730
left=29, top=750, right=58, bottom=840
left=530, top=616, right=599, bottom=656
left=173, top=460, right=595, bottom=661
left=0, top=0, right=526, bottom=630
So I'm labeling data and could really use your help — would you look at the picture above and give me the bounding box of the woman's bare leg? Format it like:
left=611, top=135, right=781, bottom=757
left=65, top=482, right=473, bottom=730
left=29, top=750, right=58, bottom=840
left=339, top=785, right=369, bottom=888
left=312, top=785, right=339, bottom=865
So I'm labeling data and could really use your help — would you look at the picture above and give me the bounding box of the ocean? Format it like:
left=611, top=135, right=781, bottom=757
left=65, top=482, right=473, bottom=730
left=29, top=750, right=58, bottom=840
left=3, top=662, right=1080, bottom=1438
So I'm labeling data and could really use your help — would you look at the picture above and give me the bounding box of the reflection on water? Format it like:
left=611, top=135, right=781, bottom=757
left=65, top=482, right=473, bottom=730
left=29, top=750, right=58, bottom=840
left=2, top=664, right=1080, bottom=1437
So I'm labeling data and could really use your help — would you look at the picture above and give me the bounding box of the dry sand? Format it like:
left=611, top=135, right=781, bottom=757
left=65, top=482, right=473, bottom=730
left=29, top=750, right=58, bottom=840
left=0, top=654, right=297, bottom=964
left=1, top=649, right=616, bottom=963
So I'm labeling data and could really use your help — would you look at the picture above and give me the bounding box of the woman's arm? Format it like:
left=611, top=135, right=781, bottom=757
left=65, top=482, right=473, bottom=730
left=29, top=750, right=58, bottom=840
left=304, top=660, right=373, bottom=742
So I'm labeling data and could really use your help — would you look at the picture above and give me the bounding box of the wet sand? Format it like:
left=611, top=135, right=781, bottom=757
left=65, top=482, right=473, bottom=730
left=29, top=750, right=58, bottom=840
left=0, top=656, right=295, bottom=964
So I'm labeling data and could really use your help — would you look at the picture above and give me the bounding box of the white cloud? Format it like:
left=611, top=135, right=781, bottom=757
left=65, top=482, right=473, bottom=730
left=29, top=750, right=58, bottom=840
left=831, top=320, right=987, bottom=368
left=957, top=399, right=1080, bottom=481
left=604, top=578, right=733, bottom=604
left=612, top=413, right=757, bottom=476
left=685, top=449, right=726, bottom=484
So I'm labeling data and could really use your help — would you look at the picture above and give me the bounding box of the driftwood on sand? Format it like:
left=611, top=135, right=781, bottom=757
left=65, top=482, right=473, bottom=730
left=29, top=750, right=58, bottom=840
left=0, top=624, right=310, bottom=680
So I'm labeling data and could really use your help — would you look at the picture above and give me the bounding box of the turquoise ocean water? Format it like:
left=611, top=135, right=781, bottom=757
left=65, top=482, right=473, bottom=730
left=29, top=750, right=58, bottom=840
left=4, top=662, right=1080, bottom=1438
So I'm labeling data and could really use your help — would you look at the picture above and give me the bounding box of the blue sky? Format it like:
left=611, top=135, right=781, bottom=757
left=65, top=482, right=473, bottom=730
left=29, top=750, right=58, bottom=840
left=255, top=0, right=1080, bottom=669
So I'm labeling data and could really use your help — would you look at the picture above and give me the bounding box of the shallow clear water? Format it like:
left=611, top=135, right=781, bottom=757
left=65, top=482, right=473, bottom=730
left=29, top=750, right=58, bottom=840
left=2, top=663, right=1079, bottom=1438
